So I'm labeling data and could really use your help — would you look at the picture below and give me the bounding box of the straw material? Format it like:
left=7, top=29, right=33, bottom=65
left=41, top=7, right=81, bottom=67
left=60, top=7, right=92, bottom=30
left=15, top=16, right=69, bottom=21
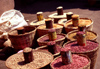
left=8, top=26, right=36, bottom=52
left=48, top=13, right=66, bottom=19
left=66, top=30, right=98, bottom=41
left=37, top=24, right=63, bottom=37
left=37, top=34, right=65, bottom=47
left=50, top=54, right=91, bottom=69
left=6, top=50, right=53, bottom=69
left=48, top=13, right=66, bottom=23
left=30, top=19, right=45, bottom=27
left=64, top=18, right=93, bottom=33
left=63, top=40, right=99, bottom=69
left=58, top=18, right=67, bottom=26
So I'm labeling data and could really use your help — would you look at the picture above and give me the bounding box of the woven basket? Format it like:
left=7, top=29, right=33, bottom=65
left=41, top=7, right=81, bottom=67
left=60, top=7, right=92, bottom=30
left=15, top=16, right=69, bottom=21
left=50, top=54, right=91, bottom=69
left=37, top=24, right=63, bottom=37
left=6, top=50, right=53, bottom=69
left=30, top=19, right=45, bottom=27
left=66, top=30, right=98, bottom=41
left=35, top=45, right=61, bottom=58
left=64, top=18, right=93, bottom=33
left=8, top=26, right=36, bottom=52
left=48, top=13, right=66, bottom=23
left=37, top=34, right=65, bottom=47
left=63, top=40, right=99, bottom=69
left=58, top=18, right=67, bottom=26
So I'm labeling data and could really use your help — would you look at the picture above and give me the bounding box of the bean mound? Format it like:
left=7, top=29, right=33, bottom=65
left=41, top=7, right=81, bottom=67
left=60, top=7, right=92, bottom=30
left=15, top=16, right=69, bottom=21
left=51, top=54, right=89, bottom=69
left=64, top=41, right=98, bottom=53
left=68, top=31, right=97, bottom=41
left=39, top=34, right=65, bottom=42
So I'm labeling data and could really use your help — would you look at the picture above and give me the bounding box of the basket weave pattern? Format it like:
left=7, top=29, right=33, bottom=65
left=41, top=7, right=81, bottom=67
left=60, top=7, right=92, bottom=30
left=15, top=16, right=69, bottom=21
left=63, top=40, right=99, bottom=69
left=8, top=26, right=36, bottom=51
left=37, top=34, right=65, bottom=47
left=50, top=54, right=91, bottom=69
left=37, top=24, right=63, bottom=37
left=64, top=18, right=93, bottom=33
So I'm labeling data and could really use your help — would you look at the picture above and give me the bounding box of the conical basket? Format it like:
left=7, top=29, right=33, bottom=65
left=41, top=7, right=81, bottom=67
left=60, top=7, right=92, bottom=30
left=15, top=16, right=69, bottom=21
left=37, top=34, right=65, bottom=47
left=50, top=54, right=91, bottom=69
left=63, top=40, right=99, bottom=69
left=64, top=18, right=93, bottom=33
left=66, top=30, right=98, bottom=41
left=37, top=24, right=63, bottom=37
left=8, top=26, right=36, bottom=52
left=6, top=50, right=53, bottom=69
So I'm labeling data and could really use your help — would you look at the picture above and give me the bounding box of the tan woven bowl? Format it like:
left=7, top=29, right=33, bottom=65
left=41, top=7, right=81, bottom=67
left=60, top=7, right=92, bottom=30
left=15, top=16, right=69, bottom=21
left=37, top=34, right=65, bottom=47
left=30, top=19, right=45, bottom=27
left=58, top=18, right=67, bottom=26
left=8, top=26, right=36, bottom=52
left=6, top=50, right=53, bottom=69
left=48, top=13, right=66, bottom=23
left=66, top=30, right=98, bottom=41
left=37, top=24, right=63, bottom=37
left=50, top=54, right=91, bottom=69
left=64, top=18, right=93, bottom=33
left=63, top=40, right=99, bottom=69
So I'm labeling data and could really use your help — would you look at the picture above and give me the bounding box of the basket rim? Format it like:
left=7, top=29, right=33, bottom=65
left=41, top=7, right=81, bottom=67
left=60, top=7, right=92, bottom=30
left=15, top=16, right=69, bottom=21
left=50, top=54, right=91, bottom=69
left=63, top=40, right=99, bottom=54
left=8, top=25, right=37, bottom=37
left=37, top=24, right=63, bottom=30
left=64, top=17, right=93, bottom=29
left=37, top=33, right=65, bottom=44
left=6, top=49, right=54, bottom=69
left=48, top=13, right=66, bottom=19
left=66, top=30, right=98, bottom=41
left=58, top=18, right=67, bottom=25
left=30, top=19, right=45, bottom=26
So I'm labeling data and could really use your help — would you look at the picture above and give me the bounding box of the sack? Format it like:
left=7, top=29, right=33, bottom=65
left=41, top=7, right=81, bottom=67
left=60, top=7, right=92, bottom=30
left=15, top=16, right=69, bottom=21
left=0, top=9, right=28, bottom=32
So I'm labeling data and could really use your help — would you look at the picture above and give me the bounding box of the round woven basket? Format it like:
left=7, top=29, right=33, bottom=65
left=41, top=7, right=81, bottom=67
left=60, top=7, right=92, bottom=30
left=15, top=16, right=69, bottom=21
left=30, top=19, right=45, bottom=27
left=58, top=18, right=67, bottom=26
left=64, top=18, right=93, bottom=33
left=63, top=40, right=99, bottom=69
left=66, top=30, right=98, bottom=41
left=48, top=13, right=66, bottom=23
left=8, top=26, right=36, bottom=52
left=37, top=24, right=63, bottom=37
left=50, top=54, right=91, bottom=69
left=35, top=45, right=61, bottom=58
left=37, top=34, right=65, bottom=47
left=6, top=50, right=53, bottom=69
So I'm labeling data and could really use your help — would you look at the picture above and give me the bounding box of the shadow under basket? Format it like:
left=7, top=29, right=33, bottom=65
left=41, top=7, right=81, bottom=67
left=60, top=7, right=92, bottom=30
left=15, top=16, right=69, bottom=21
left=8, top=26, right=36, bottom=52
left=63, top=40, right=99, bottom=69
